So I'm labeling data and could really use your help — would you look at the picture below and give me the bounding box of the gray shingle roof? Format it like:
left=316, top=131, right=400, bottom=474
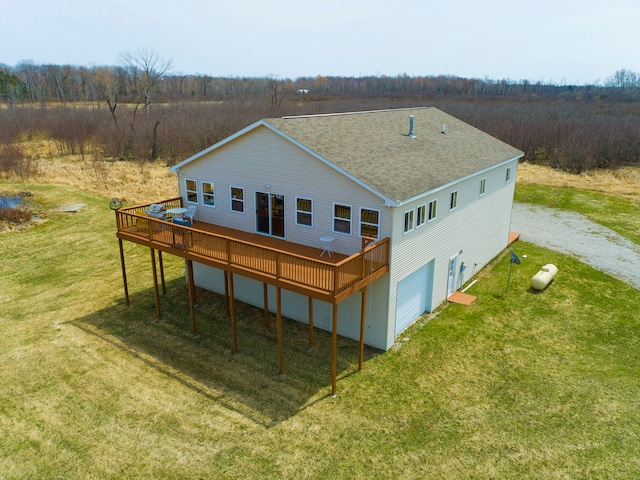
left=265, top=107, right=523, bottom=204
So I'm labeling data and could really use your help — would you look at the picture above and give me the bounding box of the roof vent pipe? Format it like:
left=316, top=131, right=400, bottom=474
left=407, top=115, right=416, bottom=138
left=442, top=124, right=446, bottom=134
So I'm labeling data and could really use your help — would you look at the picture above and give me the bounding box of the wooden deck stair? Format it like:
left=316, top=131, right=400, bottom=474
left=447, top=291, right=477, bottom=306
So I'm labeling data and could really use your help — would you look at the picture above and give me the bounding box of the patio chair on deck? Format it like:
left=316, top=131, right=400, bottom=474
left=183, top=205, right=197, bottom=224
left=144, top=203, right=166, bottom=219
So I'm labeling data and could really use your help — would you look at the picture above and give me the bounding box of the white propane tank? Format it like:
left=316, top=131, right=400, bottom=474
left=530, top=264, right=558, bottom=291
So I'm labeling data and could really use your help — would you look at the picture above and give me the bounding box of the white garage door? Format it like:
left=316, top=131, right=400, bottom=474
left=395, top=262, right=433, bottom=336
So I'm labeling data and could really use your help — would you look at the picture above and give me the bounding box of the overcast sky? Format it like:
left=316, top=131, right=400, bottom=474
left=3, top=0, right=638, bottom=84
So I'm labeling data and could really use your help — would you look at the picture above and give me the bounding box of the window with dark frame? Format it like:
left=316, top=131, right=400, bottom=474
left=333, top=203, right=352, bottom=234
left=450, top=190, right=458, bottom=210
left=230, top=187, right=244, bottom=213
left=428, top=199, right=437, bottom=220
left=296, top=197, right=313, bottom=226
left=360, top=208, right=380, bottom=239
left=202, top=182, right=215, bottom=206
left=416, top=204, right=426, bottom=227
left=403, top=210, right=414, bottom=233
left=186, top=179, right=198, bottom=203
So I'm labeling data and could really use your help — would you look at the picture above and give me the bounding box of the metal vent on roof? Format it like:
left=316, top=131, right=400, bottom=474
left=404, top=115, right=416, bottom=138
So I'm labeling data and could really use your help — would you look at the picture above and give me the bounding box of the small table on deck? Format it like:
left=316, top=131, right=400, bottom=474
left=165, top=207, right=188, bottom=221
left=319, top=235, right=335, bottom=258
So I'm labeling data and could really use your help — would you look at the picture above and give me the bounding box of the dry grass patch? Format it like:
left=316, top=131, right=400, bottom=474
left=517, top=162, right=640, bottom=203
left=7, top=137, right=177, bottom=205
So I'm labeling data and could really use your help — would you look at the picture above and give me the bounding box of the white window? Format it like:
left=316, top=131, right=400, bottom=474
left=333, top=203, right=352, bottom=235
left=202, top=182, right=215, bottom=207
left=185, top=179, right=198, bottom=204
left=450, top=190, right=458, bottom=210
left=360, top=208, right=380, bottom=239
left=403, top=210, right=414, bottom=234
left=416, top=204, right=426, bottom=227
left=230, top=186, right=244, bottom=213
left=296, top=197, right=313, bottom=227
left=506, top=167, right=512, bottom=182
left=428, top=199, right=437, bottom=221
left=480, top=178, right=487, bottom=195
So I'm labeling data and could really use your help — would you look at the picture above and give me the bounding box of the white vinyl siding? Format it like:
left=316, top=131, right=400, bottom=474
left=176, top=125, right=390, bottom=256
left=386, top=160, right=518, bottom=349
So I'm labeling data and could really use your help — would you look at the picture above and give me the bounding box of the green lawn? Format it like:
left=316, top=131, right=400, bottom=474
left=1, top=182, right=639, bottom=479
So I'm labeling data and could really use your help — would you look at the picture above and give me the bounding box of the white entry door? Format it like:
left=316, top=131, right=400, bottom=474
left=447, top=255, right=458, bottom=296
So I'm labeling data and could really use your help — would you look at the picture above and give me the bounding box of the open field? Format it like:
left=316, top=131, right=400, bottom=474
left=5, top=142, right=640, bottom=206
left=1, top=158, right=640, bottom=478
left=517, top=162, right=640, bottom=203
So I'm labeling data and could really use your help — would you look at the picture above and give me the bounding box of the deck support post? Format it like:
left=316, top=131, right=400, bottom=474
left=276, top=287, right=284, bottom=374
left=118, top=238, right=130, bottom=306
left=224, top=271, right=230, bottom=317
left=186, top=260, right=196, bottom=334
left=331, top=303, right=338, bottom=396
left=150, top=248, right=161, bottom=320
left=158, top=251, right=166, bottom=295
left=308, top=297, right=314, bottom=349
left=263, top=283, right=270, bottom=330
left=359, top=287, right=367, bottom=371
left=228, top=272, right=237, bottom=353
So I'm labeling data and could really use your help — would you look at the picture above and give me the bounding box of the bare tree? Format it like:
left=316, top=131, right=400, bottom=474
left=120, top=48, right=172, bottom=120
left=118, top=49, right=172, bottom=161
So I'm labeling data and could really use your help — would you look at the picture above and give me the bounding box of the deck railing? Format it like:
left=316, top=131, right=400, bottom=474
left=116, top=202, right=389, bottom=298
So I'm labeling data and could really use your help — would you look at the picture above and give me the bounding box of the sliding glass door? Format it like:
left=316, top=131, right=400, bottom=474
left=255, top=192, right=285, bottom=238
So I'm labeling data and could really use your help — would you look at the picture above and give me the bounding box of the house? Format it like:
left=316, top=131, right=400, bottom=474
left=169, top=106, right=523, bottom=344
left=115, top=107, right=523, bottom=394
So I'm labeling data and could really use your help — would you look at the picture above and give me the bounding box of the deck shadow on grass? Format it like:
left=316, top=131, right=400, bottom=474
left=69, top=277, right=379, bottom=427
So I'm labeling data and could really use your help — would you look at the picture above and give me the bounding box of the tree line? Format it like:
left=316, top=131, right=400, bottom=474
left=2, top=55, right=640, bottom=107
left=1, top=54, right=639, bottom=178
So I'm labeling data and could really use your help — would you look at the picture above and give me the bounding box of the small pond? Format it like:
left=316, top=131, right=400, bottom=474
left=0, top=195, right=24, bottom=208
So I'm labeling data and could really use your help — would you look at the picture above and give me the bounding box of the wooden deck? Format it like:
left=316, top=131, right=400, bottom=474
left=115, top=198, right=390, bottom=396
left=116, top=199, right=390, bottom=304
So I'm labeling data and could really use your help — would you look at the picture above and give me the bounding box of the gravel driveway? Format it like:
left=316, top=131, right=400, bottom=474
left=510, top=203, right=640, bottom=290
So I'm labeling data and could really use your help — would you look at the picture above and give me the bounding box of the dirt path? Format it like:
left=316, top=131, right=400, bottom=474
left=511, top=203, right=640, bottom=290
